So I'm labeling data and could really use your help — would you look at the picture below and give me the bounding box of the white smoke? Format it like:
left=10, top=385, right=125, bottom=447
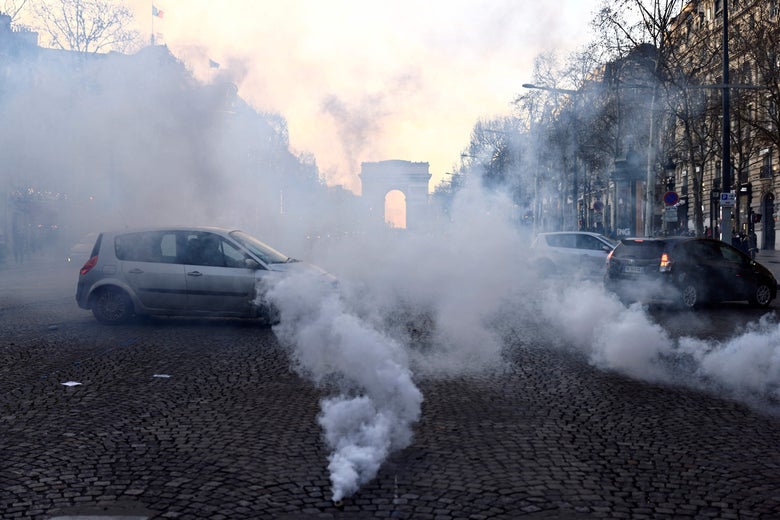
left=261, top=268, right=422, bottom=502
left=534, top=274, right=780, bottom=412
left=260, top=177, right=780, bottom=503
left=537, top=280, right=677, bottom=382
left=678, top=315, right=780, bottom=404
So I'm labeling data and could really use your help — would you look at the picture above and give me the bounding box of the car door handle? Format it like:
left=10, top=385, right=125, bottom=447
left=187, top=271, right=203, bottom=277
left=128, top=268, right=144, bottom=274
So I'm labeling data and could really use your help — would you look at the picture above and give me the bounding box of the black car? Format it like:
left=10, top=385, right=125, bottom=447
left=604, top=237, right=777, bottom=308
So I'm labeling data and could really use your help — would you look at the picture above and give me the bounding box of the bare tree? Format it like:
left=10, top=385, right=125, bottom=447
left=595, top=0, right=687, bottom=235
left=1, top=0, right=27, bottom=20
left=510, top=53, right=577, bottom=231
left=731, top=3, right=780, bottom=154
left=30, top=0, right=139, bottom=53
left=659, top=3, right=726, bottom=235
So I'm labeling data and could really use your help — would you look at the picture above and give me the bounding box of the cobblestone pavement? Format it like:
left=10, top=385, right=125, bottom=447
left=1, top=261, right=780, bottom=519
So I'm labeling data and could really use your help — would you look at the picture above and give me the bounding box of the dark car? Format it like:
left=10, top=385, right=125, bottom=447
left=604, top=237, right=777, bottom=308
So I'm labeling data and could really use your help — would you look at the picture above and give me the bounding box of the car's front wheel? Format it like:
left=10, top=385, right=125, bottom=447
left=91, top=286, right=134, bottom=324
left=748, top=283, right=774, bottom=308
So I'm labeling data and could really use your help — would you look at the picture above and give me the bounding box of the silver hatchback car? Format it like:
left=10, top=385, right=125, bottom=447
left=76, top=227, right=327, bottom=324
left=531, top=231, right=616, bottom=276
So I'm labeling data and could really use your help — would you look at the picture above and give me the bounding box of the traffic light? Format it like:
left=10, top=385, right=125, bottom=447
left=666, top=176, right=675, bottom=191
left=752, top=213, right=762, bottom=223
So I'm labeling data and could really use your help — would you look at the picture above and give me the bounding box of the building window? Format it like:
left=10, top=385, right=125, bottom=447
left=715, top=161, right=722, bottom=189
left=769, top=99, right=778, bottom=132
left=761, top=154, right=773, bottom=178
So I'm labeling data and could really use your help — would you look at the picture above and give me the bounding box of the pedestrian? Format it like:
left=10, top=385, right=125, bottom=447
left=734, top=232, right=750, bottom=255
left=749, top=231, right=758, bottom=259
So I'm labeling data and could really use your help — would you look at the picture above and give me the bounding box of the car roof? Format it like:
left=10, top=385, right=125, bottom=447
left=617, top=236, right=716, bottom=246
left=98, top=226, right=240, bottom=237
left=537, top=231, right=609, bottom=237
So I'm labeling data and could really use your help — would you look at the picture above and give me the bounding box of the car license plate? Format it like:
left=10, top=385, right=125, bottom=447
left=624, top=266, right=643, bottom=274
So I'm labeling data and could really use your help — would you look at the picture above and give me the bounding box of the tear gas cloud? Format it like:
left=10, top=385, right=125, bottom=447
left=0, top=47, right=321, bottom=254
left=4, top=46, right=780, bottom=502
left=262, top=172, right=780, bottom=500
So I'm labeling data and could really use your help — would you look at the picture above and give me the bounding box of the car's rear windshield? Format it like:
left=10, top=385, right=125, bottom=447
left=614, top=240, right=668, bottom=259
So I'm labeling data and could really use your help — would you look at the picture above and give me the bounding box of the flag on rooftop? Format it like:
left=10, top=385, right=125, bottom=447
left=152, top=5, right=164, bottom=18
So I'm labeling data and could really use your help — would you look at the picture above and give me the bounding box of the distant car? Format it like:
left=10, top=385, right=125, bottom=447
left=604, top=236, right=777, bottom=308
left=76, top=227, right=331, bottom=324
left=531, top=231, right=616, bottom=276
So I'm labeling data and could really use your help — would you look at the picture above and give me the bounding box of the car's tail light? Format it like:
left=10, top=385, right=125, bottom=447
left=659, top=252, right=673, bottom=272
left=80, top=255, right=98, bottom=276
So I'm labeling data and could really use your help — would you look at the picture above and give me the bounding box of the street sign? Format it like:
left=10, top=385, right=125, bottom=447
left=720, top=191, right=736, bottom=207
left=664, top=206, right=678, bottom=222
left=663, top=191, right=679, bottom=206
left=592, top=200, right=604, bottom=212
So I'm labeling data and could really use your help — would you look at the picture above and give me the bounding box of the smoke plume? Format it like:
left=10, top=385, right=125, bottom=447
left=261, top=268, right=422, bottom=501
left=262, top=178, right=780, bottom=500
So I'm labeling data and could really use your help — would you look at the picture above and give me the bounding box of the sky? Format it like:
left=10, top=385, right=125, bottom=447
left=126, top=0, right=603, bottom=193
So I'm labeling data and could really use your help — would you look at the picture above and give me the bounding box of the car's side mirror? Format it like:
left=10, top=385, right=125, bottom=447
left=244, top=258, right=261, bottom=269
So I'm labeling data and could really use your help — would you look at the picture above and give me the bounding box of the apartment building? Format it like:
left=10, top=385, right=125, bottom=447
left=666, top=0, right=780, bottom=248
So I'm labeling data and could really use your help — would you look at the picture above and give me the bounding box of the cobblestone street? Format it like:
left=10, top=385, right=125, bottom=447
left=1, top=261, right=780, bottom=519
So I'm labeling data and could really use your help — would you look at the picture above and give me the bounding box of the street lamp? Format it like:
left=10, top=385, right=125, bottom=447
left=521, top=83, right=578, bottom=95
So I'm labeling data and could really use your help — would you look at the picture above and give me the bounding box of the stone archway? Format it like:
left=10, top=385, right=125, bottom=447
left=360, top=160, right=431, bottom=230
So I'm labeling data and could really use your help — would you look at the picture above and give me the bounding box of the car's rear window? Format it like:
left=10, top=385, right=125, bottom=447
left=613, top=240, right=668, bottom=259
left=90, top=233, right=103, bottom=258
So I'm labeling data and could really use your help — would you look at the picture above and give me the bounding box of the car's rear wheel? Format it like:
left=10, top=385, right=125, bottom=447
left=92, top=286, right=134, bottom=324
left=749, top=283, right=774, bottom=308
left=678, top=273, right=700, bottom=309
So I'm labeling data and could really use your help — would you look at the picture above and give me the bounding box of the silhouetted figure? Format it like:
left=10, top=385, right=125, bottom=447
left=749, top=231, right=758, bottom=259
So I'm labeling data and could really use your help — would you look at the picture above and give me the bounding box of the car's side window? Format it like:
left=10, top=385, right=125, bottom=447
left=697, top=242, right=724, bottom=261
left=159, top=233, right=178, bottom=262
left=547, top=234, right=575, bottom=248
left=184, top=232, right=226, bottom=267
left=115, top=231, right=170, bottom=263
left=221, top=239, right=250, bottom=268
left=577, top=235, right=603, bottom=251
left=719, top=244, right=745, bottom=264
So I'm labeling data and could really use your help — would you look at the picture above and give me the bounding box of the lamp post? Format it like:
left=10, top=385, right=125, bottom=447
left=721, top=0, right=733, bottom=244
